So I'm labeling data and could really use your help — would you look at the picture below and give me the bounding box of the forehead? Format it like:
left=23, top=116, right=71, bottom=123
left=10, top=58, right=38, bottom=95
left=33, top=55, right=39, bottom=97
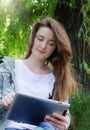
left=36, top=26, right=55, bottom=40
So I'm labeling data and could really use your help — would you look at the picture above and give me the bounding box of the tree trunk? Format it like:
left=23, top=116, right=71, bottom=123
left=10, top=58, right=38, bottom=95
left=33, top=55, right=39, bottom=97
left=54, top=1, right=90, bottom=92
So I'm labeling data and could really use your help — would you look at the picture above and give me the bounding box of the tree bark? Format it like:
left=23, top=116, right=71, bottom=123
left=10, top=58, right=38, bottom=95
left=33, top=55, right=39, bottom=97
left=54, top=1, right=90, bottom=92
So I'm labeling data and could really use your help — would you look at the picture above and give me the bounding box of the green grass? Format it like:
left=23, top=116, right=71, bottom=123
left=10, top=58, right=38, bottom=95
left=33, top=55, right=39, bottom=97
left=69, top=89, right=90, bottom=130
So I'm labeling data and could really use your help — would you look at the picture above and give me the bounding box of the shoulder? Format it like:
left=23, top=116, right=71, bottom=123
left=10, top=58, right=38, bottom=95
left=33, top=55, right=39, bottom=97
left=0, top=56, right=15, bottom=72
left=2, top=56, right=15, bottom=64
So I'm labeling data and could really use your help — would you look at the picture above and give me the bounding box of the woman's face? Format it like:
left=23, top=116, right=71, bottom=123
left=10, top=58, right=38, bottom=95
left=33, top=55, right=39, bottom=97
left=31, top=26, right=56, bottom=61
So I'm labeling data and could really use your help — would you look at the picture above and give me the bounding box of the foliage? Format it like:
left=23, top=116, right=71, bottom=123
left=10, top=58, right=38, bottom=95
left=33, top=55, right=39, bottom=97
left=70, top=89, right=90, bottom=130
left=80, top=60, right=90, bottom=74
left=78, top=0, right=90, bottom=44
left=0, top=0, right=30, bottom=58
left=78, top=0, right=90, bottom=74
left=0, top=0, right=58, bottom=58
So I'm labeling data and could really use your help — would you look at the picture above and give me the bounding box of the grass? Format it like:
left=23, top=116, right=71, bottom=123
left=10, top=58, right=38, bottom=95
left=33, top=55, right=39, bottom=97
left=69, top=89, right=90, bottom=130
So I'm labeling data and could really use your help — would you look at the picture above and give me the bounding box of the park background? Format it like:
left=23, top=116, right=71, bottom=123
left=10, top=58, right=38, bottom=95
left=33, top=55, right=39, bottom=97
left=0, top=0, right=90, bottom=129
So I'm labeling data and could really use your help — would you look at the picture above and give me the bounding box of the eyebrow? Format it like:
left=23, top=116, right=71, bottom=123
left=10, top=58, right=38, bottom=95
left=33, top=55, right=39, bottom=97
left=36, top=34, right=44, bottom=37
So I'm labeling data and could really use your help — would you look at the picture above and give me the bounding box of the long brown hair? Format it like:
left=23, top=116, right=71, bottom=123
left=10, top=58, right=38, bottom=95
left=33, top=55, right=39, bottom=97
left=25, top=17, right=77, bottom=101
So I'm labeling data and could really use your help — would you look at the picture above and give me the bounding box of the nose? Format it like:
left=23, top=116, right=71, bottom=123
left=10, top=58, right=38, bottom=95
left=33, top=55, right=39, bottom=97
left=41, top=41, right=47, bottom=49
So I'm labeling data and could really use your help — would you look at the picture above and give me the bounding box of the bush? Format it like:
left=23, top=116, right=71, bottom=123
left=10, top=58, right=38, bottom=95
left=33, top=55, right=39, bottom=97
left=69, top=89, right=90, bottom=130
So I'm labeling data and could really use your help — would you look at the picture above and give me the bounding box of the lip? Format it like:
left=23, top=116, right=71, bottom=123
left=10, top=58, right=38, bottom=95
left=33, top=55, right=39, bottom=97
left=38, top=49, right=46, bottom=53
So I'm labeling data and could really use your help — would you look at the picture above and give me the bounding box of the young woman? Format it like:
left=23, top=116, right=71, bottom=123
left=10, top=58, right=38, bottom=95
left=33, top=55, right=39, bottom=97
left=0, top=17, right=77, bottom=130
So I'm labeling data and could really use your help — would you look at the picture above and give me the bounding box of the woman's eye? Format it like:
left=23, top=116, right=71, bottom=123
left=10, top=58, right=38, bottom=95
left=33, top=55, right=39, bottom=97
left=37, top=36, right=43, bottom=41
left=48, top=42, right=55, bottom=46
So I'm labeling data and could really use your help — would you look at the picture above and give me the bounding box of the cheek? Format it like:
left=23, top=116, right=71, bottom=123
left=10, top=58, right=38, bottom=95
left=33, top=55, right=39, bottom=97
left=33, top=39, right=41, bottom=48
left=48, top=47, right=55, bottom=55
left=32, top=40, right=38, bottom=49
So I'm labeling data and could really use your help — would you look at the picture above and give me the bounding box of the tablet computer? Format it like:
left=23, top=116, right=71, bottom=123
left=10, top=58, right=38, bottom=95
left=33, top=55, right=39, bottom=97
left=6, top=93, right=70, bottom=125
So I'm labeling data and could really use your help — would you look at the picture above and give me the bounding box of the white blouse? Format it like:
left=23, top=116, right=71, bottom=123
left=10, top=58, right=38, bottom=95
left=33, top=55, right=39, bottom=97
left=6, top=59, right=55, bottom=129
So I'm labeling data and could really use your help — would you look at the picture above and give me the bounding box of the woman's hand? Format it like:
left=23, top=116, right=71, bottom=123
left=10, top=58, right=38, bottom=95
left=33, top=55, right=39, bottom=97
left=2, top=92, right=15, bottom=110
left=44, top=112, right=68, bottom=130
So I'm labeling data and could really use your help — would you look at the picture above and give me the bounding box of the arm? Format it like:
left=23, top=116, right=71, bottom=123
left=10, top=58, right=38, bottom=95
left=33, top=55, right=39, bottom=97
left=0, top=61, right=15, bottom=120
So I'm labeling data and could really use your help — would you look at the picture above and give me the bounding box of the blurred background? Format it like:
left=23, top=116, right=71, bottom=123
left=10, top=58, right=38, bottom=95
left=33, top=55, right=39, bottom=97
left=0, top=0, right=90, bottom=129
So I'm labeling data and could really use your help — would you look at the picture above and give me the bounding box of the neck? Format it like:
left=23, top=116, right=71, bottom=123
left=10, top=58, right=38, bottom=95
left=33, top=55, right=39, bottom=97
left=23, top=55, right=48, bottom=74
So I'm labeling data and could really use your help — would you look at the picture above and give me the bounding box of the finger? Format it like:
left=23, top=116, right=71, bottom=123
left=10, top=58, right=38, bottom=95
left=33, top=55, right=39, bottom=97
left=2, top=92, right=15, bottom=109
left=50, top=114, right=67, bottom=125
left=3, top=94, right=13, bottom=105
left=45, top=116, right=66, bottom=129
left=45, top=115, right=68, bottom=129
left=52, top=113, right=68, bottom=128
left=52, top=112, right=67, bottom=123
left=7, top=92, right=15, bottom=102
left=2, top=98, right=10, bottom=109
left=3, top=96, right=11, bottom=105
